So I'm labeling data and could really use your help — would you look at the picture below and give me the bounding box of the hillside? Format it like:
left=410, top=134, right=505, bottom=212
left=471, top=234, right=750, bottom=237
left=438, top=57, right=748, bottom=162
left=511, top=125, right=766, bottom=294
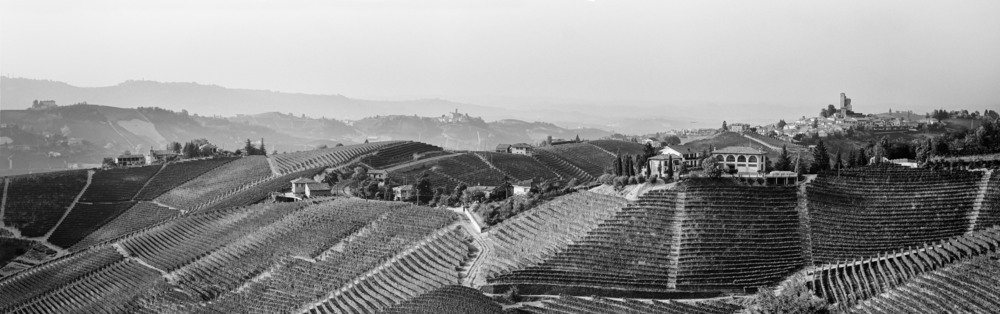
left=0, top=99, right=610, bottom=175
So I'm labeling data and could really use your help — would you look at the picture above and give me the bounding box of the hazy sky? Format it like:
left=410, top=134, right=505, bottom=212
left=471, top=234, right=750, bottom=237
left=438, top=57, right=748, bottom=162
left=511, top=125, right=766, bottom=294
left=2, top=0, right=999, bottom=115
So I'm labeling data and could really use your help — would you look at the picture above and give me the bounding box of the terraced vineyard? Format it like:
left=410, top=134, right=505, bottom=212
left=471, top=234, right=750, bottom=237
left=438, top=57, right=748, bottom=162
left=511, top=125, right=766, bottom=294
left=155, top=156, right=273, bottom=210
left=475, top=152, right=560, bottom=182
left=676, top=184, right=804, bottom=291
left=972, top=170, right=999, bottom=231
left=0, top=198, right=464, bottom=313
left=79, top=165, right=162, bottom=202
left=2, top=143, right=998, bottom=313
left=134, top=157, right=237, bottom=200
left=47, top=201, right=137, bottom=249
left=204, top=166, right=327, bottom=210
left=808, top=165, right=983, bottom=263
left=481, top=192, right=628, bottom=282
left=520, top=296, right=743, bottom=314
left=539, top=143, right=615, bottom=178
left=271, top=141, right=402, bottom=175
left=587, top=139, right=647, bottom=155
left=379, top=285, right=503, bottom=314
left=489, top=182, right=804, bottom=294
left=362, top=141, right=443, bottom=169
left=809, top=227, right=1000, bottom=312
left=68, top=202, right=178, bottom=251
left=532, top=149, right=596, bottom=182
left=2, top=170, right=89, bottom=237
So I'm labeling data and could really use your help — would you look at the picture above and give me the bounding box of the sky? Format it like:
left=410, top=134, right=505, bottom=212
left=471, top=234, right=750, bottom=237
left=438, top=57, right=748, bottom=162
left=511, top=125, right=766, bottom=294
left=2, top=0, right=999, bottom=118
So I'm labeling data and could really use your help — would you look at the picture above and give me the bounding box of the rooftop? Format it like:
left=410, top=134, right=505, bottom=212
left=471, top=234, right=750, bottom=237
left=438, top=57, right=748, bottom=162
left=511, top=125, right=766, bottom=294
left=290, top=177, right=318, bottom=184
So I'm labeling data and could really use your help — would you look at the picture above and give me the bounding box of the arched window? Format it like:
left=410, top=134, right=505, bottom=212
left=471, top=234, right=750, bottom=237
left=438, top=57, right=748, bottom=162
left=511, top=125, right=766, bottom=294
left=716, top=155, right=724, bottom=161
left=749, top=156, right=758, bottom=162
left=726, top=155, right=736, bottom=162
left=737, top=156, right=747, bottom=162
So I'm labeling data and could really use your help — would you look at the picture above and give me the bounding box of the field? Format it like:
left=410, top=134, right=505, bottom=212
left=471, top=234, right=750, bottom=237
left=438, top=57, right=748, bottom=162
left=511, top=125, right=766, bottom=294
left=2, top=170, right=89, bottom=237
left=155, top=156, right=273, bottom=210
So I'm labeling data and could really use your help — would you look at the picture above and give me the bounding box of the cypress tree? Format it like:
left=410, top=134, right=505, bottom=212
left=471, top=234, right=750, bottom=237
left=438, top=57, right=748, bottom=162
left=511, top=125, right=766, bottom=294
left=811, top=140, right=830, bottom=173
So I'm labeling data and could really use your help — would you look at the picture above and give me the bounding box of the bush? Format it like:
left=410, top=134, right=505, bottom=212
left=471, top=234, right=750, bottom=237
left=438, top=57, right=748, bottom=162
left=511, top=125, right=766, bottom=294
left=743, top=274, right=830, bottom=314
left=628, top=176, right=638, bottom=185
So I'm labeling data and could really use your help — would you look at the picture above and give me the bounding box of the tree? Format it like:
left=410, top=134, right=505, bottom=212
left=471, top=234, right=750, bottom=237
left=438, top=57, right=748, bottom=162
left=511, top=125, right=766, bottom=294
left=364, top=139, right=369, bottom=144
left=811, top=140, right=830, bottom=173
left=352, top=166, right=368, bottom=180
left=833, top=150, right=843, bottom=170
left=846, top=150, right=858, bottom=168
left=702, top=157, right=723, bottom=178
left=102, top=157, right=116, bottom=168
left=168, top=142, right=182, bottom=153
left=416, top=178, right=433, bottom=204
left=490, top=181, right=513, bottom=202
left=856, top=148, right=868, bottom=166
left=259, top=138, right=267, bottom=156
left=722, top=121, right=729, bottom=131
left=812, top=119, right=818, bottom=129
left=244, top=139, right=256, bottom=156
left=774, top=145, right=791, bottom=171
left=777, top=119, right=787, bottom=129
left=666, top=156, right=674, bottom=180
left=793, top=152, right=804, bottom=176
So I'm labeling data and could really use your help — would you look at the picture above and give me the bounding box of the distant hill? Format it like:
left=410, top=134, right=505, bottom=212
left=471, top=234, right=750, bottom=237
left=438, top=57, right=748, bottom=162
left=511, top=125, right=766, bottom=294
left=0, top=77, right=502, bottom=120
left=0, top=105, right=611, bottom=174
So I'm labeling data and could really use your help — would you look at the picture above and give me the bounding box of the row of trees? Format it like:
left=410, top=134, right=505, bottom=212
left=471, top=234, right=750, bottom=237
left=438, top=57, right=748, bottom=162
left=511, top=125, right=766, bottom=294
left=917, top=119, right=1000, bottom=158
left=608, top=143, right=659, bottom=177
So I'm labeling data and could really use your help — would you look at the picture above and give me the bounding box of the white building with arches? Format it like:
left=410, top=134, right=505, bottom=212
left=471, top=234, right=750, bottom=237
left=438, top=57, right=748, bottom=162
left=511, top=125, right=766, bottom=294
left=712, top=146, right=768, bottom=174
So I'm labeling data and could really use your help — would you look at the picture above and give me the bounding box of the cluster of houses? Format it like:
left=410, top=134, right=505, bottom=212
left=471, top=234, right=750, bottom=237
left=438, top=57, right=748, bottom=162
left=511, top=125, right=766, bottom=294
left=733, top=93, right=938, bottom=141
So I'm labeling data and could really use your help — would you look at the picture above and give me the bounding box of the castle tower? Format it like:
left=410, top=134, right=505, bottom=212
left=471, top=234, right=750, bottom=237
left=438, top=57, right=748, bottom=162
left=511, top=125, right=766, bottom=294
left=840, top=93, right=852, bottom=112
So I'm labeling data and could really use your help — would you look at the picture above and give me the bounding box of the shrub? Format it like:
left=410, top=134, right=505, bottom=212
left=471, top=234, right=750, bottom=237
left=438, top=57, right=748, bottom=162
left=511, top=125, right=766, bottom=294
left=743, top=274, right=830, bottom=314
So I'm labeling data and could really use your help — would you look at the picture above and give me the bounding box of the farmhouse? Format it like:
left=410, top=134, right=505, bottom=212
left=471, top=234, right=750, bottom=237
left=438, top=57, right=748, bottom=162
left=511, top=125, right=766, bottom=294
left=648, top=155, right=679, bottom=179
left=114, top=153, right=147, bottom=167
left=495, top=144, right=511, bottom=153
left=659, top=145, right=704, bottom=167
left=145, top=149, right=180, bottom=164
left=290, top=177, right=332, bottom=198
left=712, top=146, right=767, bottom=174
left=393, top=185, right=414, bottom=201
left=367, top=169, right=389, bottom=183
left=513, top=179, right=534, bottom=195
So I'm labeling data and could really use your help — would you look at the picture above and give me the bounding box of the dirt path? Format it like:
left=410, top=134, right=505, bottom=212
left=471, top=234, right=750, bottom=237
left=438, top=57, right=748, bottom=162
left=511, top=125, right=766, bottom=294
left=40, top=170, right=94, bottom=242
left=0, top=178, right=8, bottom=227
